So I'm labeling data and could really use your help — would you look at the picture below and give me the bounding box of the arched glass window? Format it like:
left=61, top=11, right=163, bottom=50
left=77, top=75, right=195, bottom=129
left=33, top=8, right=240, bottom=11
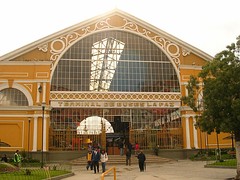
left=51, top=31, right=180, bottom=92
left=77, top=116, right=114, bottom=135
left=0, top=88, right=28, bottom=106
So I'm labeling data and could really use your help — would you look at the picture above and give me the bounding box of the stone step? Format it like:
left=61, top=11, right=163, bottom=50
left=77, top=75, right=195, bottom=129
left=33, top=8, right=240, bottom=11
left=71, top=154, right=172, bottom=166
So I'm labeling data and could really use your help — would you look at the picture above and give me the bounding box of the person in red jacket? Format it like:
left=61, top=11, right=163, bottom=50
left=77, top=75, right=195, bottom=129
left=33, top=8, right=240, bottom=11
left=134, top=142, right=139, bottom=155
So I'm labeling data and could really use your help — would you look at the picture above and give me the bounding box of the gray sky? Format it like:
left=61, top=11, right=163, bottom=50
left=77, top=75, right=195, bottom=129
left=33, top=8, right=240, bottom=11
left=0, top=0, right=240, bottom=57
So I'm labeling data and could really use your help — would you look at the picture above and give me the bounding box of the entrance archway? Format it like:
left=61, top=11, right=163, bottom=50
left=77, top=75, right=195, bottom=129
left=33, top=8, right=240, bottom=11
left=77, top=116, right=114, bottom=135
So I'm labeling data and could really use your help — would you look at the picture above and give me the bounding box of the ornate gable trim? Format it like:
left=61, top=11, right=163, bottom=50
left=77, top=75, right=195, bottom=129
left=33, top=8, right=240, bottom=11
left=0, top=9, right=213, bottom=65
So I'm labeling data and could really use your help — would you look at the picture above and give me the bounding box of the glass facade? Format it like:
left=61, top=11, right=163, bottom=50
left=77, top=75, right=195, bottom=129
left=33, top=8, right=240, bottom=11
left=49, top=30, right=182, bottom=151
left=51, top=31, right=180, bottom=92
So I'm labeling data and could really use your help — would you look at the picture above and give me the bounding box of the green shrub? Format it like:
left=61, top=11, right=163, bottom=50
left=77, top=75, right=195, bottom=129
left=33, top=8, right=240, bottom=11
left=190, top=148, right=236, bottom=161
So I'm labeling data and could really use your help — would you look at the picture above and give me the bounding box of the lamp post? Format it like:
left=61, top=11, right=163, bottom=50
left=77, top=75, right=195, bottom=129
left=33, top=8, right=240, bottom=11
left=28, top=117, right=31, bottom=159
left=38, top=84, right=45, bottom=168
left=41, top=103, right=46, bottom=168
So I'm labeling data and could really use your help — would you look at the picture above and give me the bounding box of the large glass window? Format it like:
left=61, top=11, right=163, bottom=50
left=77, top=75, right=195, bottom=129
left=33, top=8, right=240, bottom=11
left=51, top=31, right=180, bottom=92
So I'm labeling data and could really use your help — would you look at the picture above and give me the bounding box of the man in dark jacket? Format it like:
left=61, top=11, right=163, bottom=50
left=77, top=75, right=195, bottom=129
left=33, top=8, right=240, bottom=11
left=137, top=150, right=146, bottom=172
left=127, top=142, right=133, bottom=154
left=91, top=148, right=100, bottom=173
left=126, top=148, right=131, bottom=166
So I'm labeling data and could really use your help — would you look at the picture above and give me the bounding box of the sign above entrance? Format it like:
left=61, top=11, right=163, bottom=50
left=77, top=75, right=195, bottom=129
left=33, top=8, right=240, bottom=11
left=51, top=101, right=181, bottom=108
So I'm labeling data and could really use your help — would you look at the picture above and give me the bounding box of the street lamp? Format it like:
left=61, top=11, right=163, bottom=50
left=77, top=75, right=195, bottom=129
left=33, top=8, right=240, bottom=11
left=38, top=84, right=45, bottom=168
left=41, top=103, right=46, bottom=168
left=28, top=117, right=31, bottom=159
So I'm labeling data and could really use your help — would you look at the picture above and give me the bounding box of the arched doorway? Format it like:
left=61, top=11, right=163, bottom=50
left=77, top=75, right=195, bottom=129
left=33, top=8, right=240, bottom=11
left=77, top=116, right=114, bottom=135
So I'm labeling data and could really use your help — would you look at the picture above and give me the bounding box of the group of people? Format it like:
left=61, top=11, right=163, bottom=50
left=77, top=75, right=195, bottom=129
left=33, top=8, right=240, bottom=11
left=1, top=150, right=22, bottom=167
left=86, top=141, right=146, bottom=173
left=2, top=146, right=145, bottom=173
left=86, top=147, right=108, bottom=174
left=2, top=146, right=145, bottom=172
left=124, top=142, right=146, bottom=172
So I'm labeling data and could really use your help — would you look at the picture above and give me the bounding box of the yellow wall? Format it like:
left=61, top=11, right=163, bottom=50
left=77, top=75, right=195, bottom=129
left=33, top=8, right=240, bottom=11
left=0, top=62, right=51, bottom=152
left=0, top=10, right=233, bottom=152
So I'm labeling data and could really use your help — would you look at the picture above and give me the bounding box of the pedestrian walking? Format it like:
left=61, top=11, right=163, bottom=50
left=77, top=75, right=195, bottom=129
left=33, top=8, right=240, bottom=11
left=86, top=150, right=93, bottom=170
left=127, top=142, right=133, bottom=154
left=126, top=148, right=131, bottom=166
left=100, top=149, right=108, bottom=173
left=137, top=150, right=146, bottom=172
left=91, top=147, right=100, bottom=173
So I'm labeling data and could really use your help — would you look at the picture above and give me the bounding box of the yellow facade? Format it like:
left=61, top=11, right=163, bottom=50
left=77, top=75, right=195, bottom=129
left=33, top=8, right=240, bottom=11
left=0, top=9, right=232, bottom=153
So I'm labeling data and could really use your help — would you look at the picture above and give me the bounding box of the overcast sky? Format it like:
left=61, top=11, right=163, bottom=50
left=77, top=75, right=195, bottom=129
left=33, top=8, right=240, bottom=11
left=0, top=0, right=239, bottom=57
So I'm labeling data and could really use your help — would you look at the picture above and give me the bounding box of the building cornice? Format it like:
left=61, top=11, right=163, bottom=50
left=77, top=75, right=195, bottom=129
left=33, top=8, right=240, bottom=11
left=0, top=61, right=52, bottom=65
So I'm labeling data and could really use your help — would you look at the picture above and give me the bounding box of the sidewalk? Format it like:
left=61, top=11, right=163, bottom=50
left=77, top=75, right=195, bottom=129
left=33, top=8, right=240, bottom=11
left=63, top=160, right=236, bottom=180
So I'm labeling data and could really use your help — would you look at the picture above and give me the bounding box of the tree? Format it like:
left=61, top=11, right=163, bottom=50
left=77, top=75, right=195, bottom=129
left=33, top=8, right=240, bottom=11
left=183, top=35, right=240, bottom=179
left=181, top=75, right=200, bottom=113
left=181, top=75, right=206, bottom=152
left=181, top=75, right=203, bottom=132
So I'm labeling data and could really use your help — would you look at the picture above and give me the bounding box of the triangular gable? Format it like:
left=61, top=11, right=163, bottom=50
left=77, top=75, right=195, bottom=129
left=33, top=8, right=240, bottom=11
left=0, top=8, right=213, bottom=67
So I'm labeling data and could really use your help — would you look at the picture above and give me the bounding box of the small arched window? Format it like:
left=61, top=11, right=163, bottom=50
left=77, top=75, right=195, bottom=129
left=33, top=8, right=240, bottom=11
left=0, top=88, right=28, bottom=106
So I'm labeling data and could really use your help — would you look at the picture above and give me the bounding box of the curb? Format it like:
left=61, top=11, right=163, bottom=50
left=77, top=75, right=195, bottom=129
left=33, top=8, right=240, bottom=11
left=49, top=172, right=75, bottom=180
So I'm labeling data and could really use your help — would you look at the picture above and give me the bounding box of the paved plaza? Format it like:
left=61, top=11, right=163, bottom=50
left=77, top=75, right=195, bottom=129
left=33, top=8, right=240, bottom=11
left=63, top=160, right=236, bottom=180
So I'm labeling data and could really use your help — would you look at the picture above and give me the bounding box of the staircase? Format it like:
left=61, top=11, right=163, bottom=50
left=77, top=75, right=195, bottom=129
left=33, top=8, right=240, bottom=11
left=71, top=154, right=173, bottom=166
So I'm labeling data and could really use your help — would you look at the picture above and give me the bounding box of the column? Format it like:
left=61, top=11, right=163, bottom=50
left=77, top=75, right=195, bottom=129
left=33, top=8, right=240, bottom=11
left=42, top=82, right=46, bottom=103
left=32, top=117, right=38, bottom=151
left=185, top=117, right=191, bottom=149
